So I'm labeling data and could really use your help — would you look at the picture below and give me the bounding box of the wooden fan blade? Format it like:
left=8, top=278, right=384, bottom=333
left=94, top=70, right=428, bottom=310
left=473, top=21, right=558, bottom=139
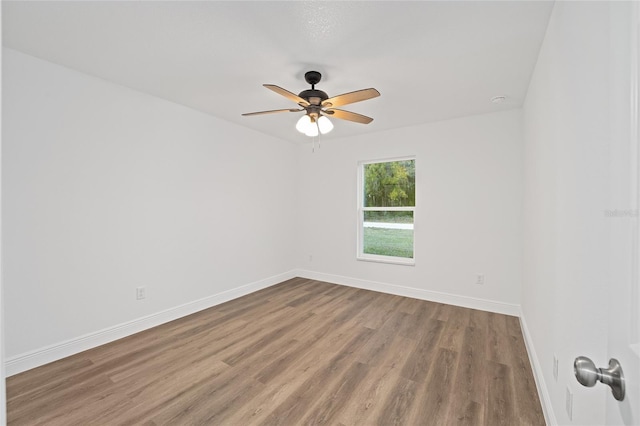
left=242, top=108, right=303, bottom=116
left=325, top=109, right=373, bottom=124
left=264, top=84, right=310, bottom=107
left=322, top=88, right=380, bottom=108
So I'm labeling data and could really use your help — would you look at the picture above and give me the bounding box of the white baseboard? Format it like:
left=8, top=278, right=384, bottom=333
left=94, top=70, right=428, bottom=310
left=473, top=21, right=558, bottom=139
left=295, top=269, right=521, bottom=316
left=519, top=311, right=557, bottom=426
left=5, top=270, right=297, bottom=376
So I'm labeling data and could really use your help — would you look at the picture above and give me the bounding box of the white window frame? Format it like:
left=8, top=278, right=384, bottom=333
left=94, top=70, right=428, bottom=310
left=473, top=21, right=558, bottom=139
left=357, top=156, right=416, bottom=266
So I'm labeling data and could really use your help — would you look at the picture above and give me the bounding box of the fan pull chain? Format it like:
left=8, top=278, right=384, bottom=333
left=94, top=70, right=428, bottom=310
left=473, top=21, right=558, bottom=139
left=311, top=121, right=321, bottom=153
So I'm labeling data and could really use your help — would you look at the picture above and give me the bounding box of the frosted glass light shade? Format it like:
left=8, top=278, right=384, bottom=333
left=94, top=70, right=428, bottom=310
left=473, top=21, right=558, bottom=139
left=296, top=115, right=312, bottom=133
left=305, top=123, right=319, bottom=137
left=317, top=116, right=334, bottom=134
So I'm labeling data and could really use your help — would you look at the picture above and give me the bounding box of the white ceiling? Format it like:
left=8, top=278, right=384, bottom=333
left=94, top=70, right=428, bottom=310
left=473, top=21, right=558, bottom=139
left=2, top=1, right=554, bottom=143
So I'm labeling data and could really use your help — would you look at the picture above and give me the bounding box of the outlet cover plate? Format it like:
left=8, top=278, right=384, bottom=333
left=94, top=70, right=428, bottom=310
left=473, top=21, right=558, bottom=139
left=136, top=287, right=146, bottom=300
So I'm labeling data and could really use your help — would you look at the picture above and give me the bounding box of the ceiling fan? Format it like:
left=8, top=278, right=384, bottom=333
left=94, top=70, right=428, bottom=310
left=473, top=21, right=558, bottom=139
left=242, top=71, right=380, bottom=137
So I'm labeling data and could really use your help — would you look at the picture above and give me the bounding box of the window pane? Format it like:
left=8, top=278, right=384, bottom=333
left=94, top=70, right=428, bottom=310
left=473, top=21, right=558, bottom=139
left=363, top=211, right=414, bottom=258
left=363, top=160, right=415, bottom=207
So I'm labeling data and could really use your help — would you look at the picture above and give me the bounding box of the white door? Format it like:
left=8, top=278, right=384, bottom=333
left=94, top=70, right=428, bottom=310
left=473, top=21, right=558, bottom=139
left=604, top=2, right=640, bottom=424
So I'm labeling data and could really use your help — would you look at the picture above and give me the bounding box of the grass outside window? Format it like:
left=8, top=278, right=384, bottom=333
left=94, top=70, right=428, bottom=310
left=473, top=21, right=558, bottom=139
left=363, top=228, right=414, bottom=258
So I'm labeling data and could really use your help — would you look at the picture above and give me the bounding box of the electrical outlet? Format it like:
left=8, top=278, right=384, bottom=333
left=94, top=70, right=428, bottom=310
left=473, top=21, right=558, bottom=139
left=136, top=287, right=146, bottom=300
left=565, top=386, right=573, bottom=421
left=309, top=254, right=313, bottom=262
left=476, top=273, right=485, bottom=285
left=553, top=354, right=559, bottom=382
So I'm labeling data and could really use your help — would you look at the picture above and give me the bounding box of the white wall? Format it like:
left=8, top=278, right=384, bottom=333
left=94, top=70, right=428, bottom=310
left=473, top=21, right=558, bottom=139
left=0, top=12, right=7, bottom=423
left=2, top=48, right=297, bottom=369
left=297, top=110, right=523, bottom=314
left=522, top=2, right=612, bottom=424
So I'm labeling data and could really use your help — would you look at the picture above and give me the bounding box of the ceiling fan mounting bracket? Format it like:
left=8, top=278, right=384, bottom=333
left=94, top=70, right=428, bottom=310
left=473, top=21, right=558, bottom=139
left=304, top=71, right=322, bottom=87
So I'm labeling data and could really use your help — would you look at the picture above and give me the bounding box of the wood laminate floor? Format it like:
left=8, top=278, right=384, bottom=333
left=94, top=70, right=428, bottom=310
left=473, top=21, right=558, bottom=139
left=7, top=278, right=545, bottom=425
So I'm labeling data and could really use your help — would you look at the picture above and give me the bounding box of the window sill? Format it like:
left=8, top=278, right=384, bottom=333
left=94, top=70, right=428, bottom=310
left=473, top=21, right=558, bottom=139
left=357, top=254, right=415, bottom=266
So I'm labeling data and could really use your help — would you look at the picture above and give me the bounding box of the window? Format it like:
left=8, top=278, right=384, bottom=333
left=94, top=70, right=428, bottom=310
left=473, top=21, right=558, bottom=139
left=357, top=158, right=415, bottom=265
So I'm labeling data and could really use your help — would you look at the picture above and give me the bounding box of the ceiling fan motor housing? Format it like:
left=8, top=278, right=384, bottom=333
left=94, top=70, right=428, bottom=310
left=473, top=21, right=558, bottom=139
left=298, top=89, right=328, bottom=106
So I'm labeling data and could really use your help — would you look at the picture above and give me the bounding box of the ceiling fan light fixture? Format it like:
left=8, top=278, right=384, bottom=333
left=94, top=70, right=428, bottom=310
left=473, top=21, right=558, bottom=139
left=317, top=115, right=334, bottom=134
left=296, top=115, right=312, bottom=133
left=304, top=121, right=319, bottom=137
